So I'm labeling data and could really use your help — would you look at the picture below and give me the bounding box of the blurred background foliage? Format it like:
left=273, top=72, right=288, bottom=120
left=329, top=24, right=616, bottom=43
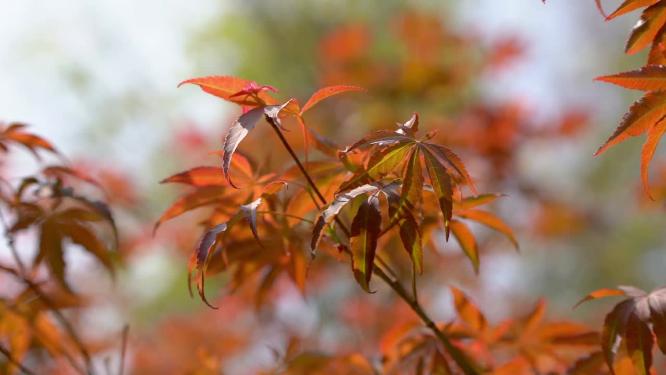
left=2, top=0, right=666, bottom=372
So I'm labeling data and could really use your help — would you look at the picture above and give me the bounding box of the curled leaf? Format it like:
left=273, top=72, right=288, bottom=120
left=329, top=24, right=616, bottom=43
left=240, top=198, right=263, bottom=245
left=311, top=184, right=380, bottom=252
left=222, top=107, right=265, bottom=188
left=188, top=223, right=227, bottom=309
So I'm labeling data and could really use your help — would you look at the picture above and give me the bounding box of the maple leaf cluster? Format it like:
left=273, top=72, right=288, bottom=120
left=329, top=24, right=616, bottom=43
left=1, top=3, right=665, bottom=374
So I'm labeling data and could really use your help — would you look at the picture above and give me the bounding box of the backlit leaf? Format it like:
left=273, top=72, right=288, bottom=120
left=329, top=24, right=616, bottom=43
left=154, top=187, right=227, bottom=231
left=188, top=223, right=227, bottom=309
left=596, top=65, right=666, bottom=91
left=300, top=85, right=365, bottom=114
left=423, top=151, right=453, bottom=239
left=160, top=167, right=227, bottom=187
left=625, top=2, right=666, bottom=54
left=607, top=0, right=660, bottom=20
left=178, top=76, right=277, bottom=106
left=456, top=209, right=519, bottom=249
left=574, top=288, right=627, bottom=308
left=449, top=220, right=479, bottom=273
left=349, top=195, right=381, bottom=292
left=450, top=287, right=486, bottom=332
left=595, top=91, right=666, bottom=156
left=454, top=194, right=503, bottom=210
left=640, top=119, right=666, bottom=199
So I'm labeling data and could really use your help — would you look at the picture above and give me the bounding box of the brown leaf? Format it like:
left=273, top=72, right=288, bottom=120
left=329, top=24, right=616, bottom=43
left=625, top=312, right=653, bottom=375
left=38, top=221, right=69, bottom=292
left=240, top=198, right=263, bottom=245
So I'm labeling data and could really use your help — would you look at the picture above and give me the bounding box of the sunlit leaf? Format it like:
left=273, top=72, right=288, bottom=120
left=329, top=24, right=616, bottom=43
left=178, top=76, right=277, bottom=106
left=160, top=167, right=227, bottom=187
left=449, top=220, right=479, bottom=273
left=640, top=119, right=666, bottom=199
left=595, top=91, right=666, bottom=156
left=300, top=85, right=365, bottom=114
left=596, top=65, right=666, bottom=91
left=154, top=187, right=227, bottom=231
left=625, top=2, right=666, bottom=54
left=607, top=0, right=660, bottom=20
left=450, top=287, right=486, bottom=332
left=311, top=184, right=380, bottom=251
left=455, top=209, right=518, bottom=250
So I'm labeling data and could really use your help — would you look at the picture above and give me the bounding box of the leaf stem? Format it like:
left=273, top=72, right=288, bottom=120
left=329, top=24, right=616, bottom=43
left=265, top=115, right=479, bottom=374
